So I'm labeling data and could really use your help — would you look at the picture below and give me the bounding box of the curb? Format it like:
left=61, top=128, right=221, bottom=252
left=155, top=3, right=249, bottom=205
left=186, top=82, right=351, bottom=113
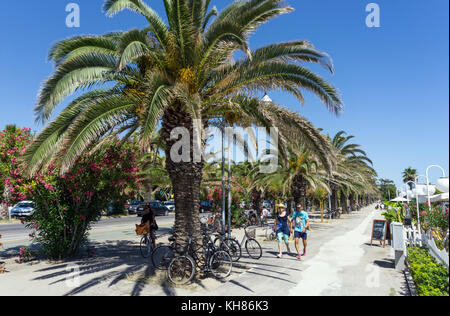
left=403, top=264, right=418, bottom=296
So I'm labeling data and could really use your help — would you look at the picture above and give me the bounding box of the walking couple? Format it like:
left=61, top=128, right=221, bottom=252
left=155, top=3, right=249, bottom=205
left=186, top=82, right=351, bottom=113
left=273, top=202, right=310, bottom=259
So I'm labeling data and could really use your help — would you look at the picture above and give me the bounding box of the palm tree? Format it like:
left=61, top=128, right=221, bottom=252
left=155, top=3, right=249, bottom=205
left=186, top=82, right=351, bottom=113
left=22, top=0, right=343, bottom=246
left=255, top=140, right=334, bottom=211
left=330, top=131, right=377, bottom=212
left=402, top=167, right=417, bottom=190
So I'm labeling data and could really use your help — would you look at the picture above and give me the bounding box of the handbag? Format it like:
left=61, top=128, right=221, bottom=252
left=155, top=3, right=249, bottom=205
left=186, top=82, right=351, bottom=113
left=150, top=222, right=159, bottom=231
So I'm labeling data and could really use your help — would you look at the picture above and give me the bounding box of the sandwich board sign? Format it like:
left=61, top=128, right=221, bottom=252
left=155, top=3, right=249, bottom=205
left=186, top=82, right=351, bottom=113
left=371, top=219, right=388, bottom=248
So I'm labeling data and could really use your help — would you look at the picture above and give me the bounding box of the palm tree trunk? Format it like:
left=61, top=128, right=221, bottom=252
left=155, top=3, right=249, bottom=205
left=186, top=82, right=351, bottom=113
left=252, top=189, right=264, bottom=219
left=340, top=193, right=349, bottom=214
left=0, top=203, right=8, bottom=219
left=144, top=183, right=152, bottom=202
left=349, top=193, right=356, bottom=212
left=330, top=183, right=338, bottom=211
left=161, top=104, right=204, bottom=251
left=292, top=174, right=307, bottom=208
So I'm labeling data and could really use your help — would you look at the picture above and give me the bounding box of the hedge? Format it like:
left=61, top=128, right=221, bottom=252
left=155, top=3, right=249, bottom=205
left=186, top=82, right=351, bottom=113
left=407, top=247, right=449, bottom=296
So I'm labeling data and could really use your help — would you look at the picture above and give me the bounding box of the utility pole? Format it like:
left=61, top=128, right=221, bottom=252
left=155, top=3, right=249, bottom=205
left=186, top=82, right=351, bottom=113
left=221, top=119, right=226, bottom=232
left=228, top=135, right=232, bottom=237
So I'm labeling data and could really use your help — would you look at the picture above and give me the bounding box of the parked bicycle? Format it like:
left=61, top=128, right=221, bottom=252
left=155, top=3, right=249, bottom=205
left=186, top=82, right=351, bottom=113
left=214, top=222, right=263, bottom=261
left=167, top=232, right=233, bottom=285
left=264, top=223, right=277, bottom=241
left=213, top=230, right=242, bottom=262
left=151, top=236, right=177, bottom=270
left=324, top=208, right=341, bottom=219
left=206, top=212, right=222, bottom=232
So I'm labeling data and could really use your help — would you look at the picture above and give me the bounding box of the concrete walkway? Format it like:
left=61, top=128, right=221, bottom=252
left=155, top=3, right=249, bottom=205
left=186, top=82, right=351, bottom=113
left=0, top=205, right=408, bottom=296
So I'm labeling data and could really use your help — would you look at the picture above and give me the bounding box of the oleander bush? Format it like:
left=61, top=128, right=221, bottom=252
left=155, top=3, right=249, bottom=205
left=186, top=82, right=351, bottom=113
left=0, top=125, right=34, bottom=213
left=407, top=247, right=449, bottom=296
left=25, top=140, right=142, bottom=260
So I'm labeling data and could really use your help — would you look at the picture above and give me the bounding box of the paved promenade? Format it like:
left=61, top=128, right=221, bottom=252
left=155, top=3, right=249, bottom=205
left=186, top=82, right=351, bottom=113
left=0, top=205, right=408, bottom=296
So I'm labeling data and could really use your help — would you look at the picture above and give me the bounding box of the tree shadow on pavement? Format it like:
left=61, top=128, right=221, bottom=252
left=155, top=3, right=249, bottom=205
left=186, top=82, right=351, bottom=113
left=31, top=239, right=155, bottom=296
left=25, top=233, right=175, bottom=297
left=373, top=258, right=395, bottom=269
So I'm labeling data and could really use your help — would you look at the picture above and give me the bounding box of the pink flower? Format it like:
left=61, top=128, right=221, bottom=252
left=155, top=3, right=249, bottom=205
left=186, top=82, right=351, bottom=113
left=80, top=215, right=86, bottom=221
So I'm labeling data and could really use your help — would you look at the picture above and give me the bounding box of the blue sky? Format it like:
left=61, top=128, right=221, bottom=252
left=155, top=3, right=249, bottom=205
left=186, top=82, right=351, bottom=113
left=0, top=0, right=448, bottom=189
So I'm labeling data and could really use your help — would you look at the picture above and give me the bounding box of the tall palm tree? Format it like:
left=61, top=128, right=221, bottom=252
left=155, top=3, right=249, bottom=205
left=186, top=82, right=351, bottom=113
left=255, top=140, right=334, bottom=210
left=22, top=0, right=343, bottom=245
left=329, top=131, right=377, bottom=212
left=402, top=167, right=417, bottom=190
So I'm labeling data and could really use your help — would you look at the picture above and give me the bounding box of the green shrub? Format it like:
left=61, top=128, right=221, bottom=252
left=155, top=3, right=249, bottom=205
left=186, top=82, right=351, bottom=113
left=26, top=140, right=141, bottom=260
left=407, top=247, right=449, bottom=296
left=382, top=201, right=405, bottom=223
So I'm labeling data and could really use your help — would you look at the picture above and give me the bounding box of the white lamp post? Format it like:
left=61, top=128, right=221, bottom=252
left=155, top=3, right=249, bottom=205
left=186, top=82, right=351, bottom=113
left=426, top=165, right=448, bottom=207
left=415, top=175, right=428, bottom=236
left=404, top=181, right=415, bottom=226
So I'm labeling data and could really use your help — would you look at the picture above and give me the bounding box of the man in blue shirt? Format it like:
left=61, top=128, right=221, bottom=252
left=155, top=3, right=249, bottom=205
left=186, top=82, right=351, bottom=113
left=291, top=203, right=310, bottom=259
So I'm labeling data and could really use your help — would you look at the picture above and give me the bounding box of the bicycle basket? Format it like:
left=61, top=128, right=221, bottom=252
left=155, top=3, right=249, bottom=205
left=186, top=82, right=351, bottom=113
left=245, top=228, right=256, bottom=239
left=135, top=223, right=149, bottom=236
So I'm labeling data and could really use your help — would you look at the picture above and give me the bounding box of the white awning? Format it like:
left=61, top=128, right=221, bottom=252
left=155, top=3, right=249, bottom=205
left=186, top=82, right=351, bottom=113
left=390, top=196, right=408, bottom=202
left=429, top=193, right=449, bottom=202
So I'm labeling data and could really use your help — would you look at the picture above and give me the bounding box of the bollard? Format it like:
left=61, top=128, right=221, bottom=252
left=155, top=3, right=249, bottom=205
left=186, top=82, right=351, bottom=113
left=391, top=222, right=406, bottom=270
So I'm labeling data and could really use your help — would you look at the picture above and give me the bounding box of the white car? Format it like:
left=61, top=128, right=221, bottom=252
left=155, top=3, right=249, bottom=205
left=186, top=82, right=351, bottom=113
left=163, top=201, right=175, bottom=212
left=10, top=201, right=36, bottom=218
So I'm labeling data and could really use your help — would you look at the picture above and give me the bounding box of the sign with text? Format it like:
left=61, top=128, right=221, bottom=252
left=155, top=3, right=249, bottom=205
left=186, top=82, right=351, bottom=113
left=371, top=219, right=388, bottom=247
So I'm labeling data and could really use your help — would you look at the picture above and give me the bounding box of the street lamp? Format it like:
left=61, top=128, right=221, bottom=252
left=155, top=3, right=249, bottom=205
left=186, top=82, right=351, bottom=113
left=404, top=181, right=415, bottom=226
left=426, top=165, right=449, bottom=207
left=415, top=175, right=428, bottom=236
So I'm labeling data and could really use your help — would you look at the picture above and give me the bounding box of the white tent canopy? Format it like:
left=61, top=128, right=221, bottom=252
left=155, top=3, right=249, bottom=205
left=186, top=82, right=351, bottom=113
left=390, top=196, right=409, bottom=202
left=429, top=193, right=449, bottom=202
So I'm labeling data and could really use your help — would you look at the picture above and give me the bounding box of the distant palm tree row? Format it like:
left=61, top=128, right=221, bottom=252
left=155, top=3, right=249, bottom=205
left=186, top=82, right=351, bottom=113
left=21, top=0, right=376, bottom=245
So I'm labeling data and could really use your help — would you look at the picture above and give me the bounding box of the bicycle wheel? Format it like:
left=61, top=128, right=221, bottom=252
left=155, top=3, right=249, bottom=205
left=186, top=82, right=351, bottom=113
left=168, top=255, right=196, bottom=285
left=151, top=245, right=174, bottom=270
left=220, top=238, right=242, bottom=262
left=140, top=235, right=152, bottom=258
left=209, top=250, right=233, bottom=279
left=245, top=238, right=262, bottom=260
left=268, top=231, right=276, bottom=241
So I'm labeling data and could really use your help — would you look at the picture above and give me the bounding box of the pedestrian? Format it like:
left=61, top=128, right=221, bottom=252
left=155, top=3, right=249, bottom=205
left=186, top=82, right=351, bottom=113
left=273, top=203, right=291, bottom=258
left=261, top=207, right=270, bottom=225
left=141, top=205, right=158, bottom=247
left=291, top=203, right=310, bottom=259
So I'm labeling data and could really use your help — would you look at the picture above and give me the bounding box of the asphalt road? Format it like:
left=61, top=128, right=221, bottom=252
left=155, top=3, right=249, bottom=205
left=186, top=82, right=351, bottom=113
left=0, top=214, right=176, bottom=243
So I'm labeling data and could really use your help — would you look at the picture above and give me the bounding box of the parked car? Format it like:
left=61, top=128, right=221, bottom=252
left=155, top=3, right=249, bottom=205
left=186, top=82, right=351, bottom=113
left=163, top=201, right=175, bottom=212
left=10, top=201, right=36, bottom=218
left=199, top=201, right=213, bottom=213
left=127, top=200, right=142, bottom=215
left=137, top=201, right=170, bottom=217
left=263, top=200, right=273, bottom=209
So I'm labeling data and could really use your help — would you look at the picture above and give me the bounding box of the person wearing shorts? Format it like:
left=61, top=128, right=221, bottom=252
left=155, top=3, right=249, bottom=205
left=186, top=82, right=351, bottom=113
left=273, top=203, right=291, bottom=258
left=291, top=203, right=310, bottom=259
